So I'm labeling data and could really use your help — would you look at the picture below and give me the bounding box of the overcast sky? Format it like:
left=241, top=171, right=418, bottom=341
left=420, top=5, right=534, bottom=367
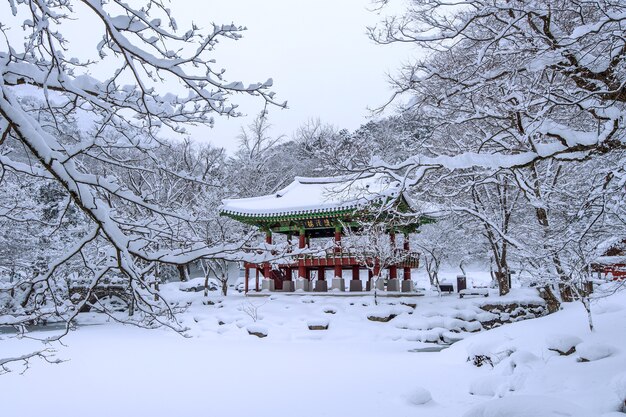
left=175, top=0, right=417, bottom=153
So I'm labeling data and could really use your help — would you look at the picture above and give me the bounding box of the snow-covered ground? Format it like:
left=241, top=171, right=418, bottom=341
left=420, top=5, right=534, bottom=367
left=1, top=282, right=625, bottom=417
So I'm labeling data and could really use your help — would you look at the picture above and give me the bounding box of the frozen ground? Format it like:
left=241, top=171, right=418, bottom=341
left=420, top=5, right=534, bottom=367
left=1, top=281, right=625, bottom=417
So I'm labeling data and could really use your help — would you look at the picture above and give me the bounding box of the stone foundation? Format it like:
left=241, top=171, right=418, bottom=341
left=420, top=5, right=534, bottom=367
left=401, top=280, right=414, bottom=293
left=261, top=279, right=275, bottom=292
left=387, top=279, right=400, bottom=291
left=295, top=280, right=310, bottom=292
left=331, top=278, right=345, bottom=291
left=350, top=280, right=363, bottom=292
left=314, top=281, right=328, bottom=292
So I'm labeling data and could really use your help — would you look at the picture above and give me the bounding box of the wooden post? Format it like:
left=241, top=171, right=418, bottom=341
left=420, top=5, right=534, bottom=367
left=318, top=266, right=325, bottom=283
left=298, top=227, right=306, bottom=280
left=403, top=233, right=411, bottom=281
left=264, top=230, right=272, bottom=283
left=334, top=224, right=342, bottom=278
left=255, top=268, right=260, bottom=292
left=244, top=266, right=249, bottom=294
left=389, top=231, right=397, bottom=279
left=352, top=265, right=360, bottom=281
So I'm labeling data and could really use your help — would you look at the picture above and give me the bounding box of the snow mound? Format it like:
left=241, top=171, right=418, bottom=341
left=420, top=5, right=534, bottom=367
left=469, top=375, right=511, bottom=397
left=463, top=395, right=589, bottom=417
left=508, top=350, right=540, bottom=370
left=610, top=372, right=626, bottom=405
left=546, top=334, right=582, bottom=355
left=576, top=342, right=615, bottom=362
left=405, top=387, right=432, bottom=405
left=594, top=303, right=623, bottom=315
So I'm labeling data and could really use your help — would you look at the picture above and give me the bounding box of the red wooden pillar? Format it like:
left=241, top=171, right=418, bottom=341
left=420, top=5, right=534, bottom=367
left=298, top=228, right=306, bottom=280
left=264, top=230, right=272, bottom=281
left=403, top=233, right=411, bottom=281
left=389, top=231, right=397, bottom=279
left=334, top=224, right=342, bottom=278
left=244, top=266, right=249, bottom=294
left=255, top=268, right=260, bottom=292
left=352, top=265, right=360, bottom=281
left=317, top=266, right=325, bottom=283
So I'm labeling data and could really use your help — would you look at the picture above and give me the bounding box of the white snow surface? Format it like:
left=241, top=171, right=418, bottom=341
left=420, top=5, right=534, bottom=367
left=1, top=283, right=625, bottom=417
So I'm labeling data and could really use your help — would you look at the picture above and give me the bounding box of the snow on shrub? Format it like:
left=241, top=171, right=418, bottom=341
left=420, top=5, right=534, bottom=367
left=463, top=395, right=589, bottom=417
left=576, top=342, right=615, bottom=362
left=546, top=334, right=582, bottom=356
left=404, top=387, right=432, bottom=405
left=467, top=341, right=516, bottom=367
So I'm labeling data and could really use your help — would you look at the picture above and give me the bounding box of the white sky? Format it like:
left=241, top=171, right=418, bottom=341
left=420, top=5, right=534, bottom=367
left=0, top=0, right=418, bottom=153
left=175, top=0, right=417, bottom=152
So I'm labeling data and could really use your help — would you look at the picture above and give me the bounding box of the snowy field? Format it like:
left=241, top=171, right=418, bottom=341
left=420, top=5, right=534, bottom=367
left=1, top=283, right=625, bottom=417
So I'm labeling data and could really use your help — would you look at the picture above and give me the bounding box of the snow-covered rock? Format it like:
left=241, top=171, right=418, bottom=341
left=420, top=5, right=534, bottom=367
left=576, top=342, right=615, bottom=362
left=366, top=304, right=411, bottom=322
left=405, top=387, right=432, bottom=405
left=307, top=318, right=330, bottom=330
left=246, top=324, right=268, bottom=338
left=546, top=334, right=583, bottom=356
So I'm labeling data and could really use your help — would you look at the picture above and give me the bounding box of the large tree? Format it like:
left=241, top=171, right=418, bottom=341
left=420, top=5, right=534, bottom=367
left=369, top=0, right=626, bottom=295
left=0, top=0, right=284, bottom=368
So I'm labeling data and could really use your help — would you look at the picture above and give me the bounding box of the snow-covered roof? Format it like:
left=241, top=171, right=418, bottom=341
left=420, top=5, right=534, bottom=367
left=220, top=173, right=413, bottom=219
left=594, top=255, right=626, bottom=266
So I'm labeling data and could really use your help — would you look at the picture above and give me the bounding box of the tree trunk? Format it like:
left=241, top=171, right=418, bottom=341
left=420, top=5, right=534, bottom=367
left=221, top=278, right=228, bottom=296
left=178, top=264, right=188, bottom=282
left=538, top=285, right=561, bottom=314
left=495, top=271, right=510, bottom=296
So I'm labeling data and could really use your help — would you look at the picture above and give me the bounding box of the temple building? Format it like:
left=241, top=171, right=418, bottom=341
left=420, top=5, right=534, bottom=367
left=220, top=173, right=433, bottom=293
